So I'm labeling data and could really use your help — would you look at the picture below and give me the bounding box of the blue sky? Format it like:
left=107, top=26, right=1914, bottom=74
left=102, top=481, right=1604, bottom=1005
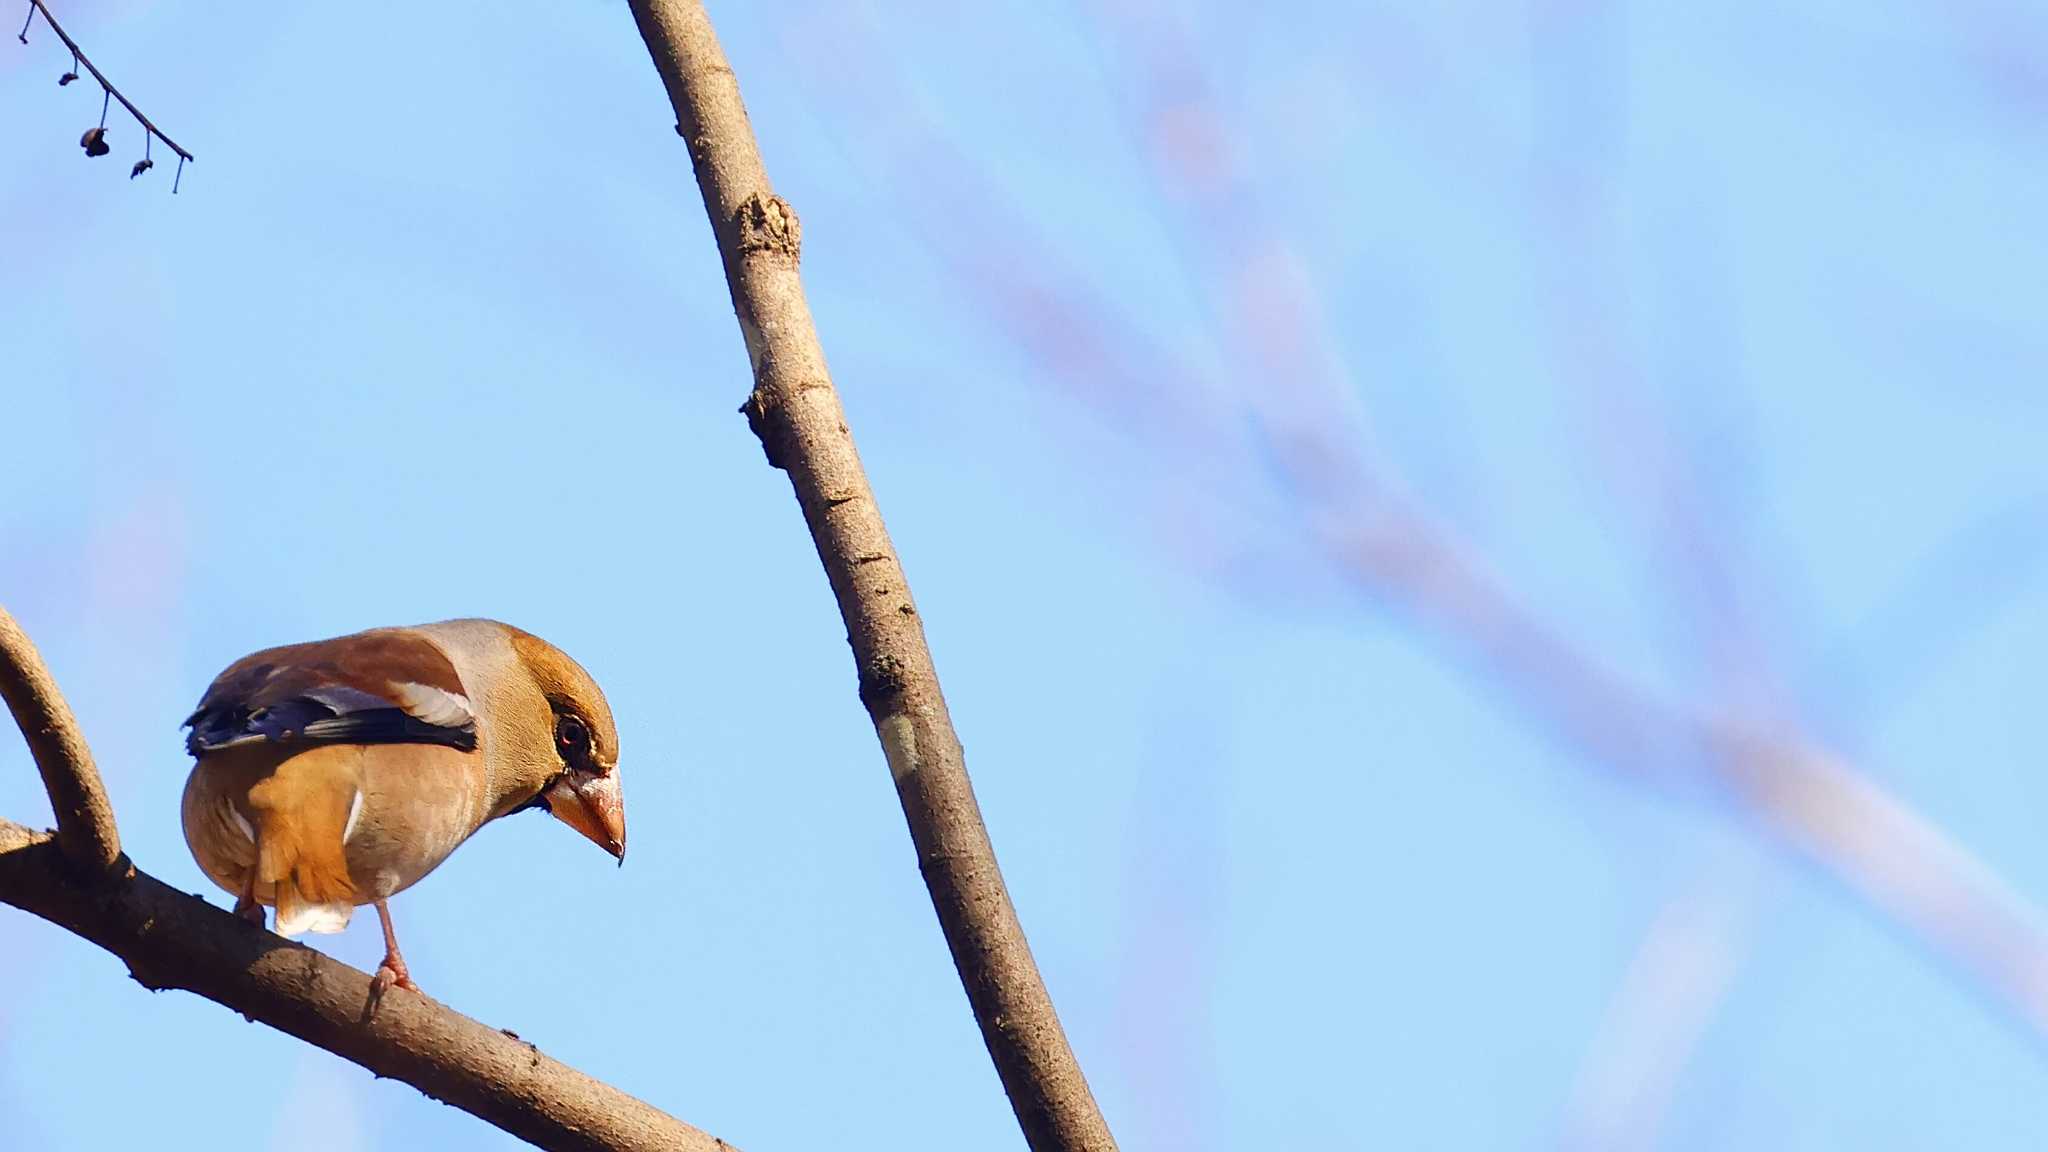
left=4, top=2, right=2047, bottom=1149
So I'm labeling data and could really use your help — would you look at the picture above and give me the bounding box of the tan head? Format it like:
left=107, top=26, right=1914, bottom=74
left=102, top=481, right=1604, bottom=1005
left=506, top=628, right=626, bottom=862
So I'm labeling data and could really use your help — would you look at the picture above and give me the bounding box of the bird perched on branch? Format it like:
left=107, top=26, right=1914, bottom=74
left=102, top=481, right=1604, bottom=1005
left=179, top=619, right=624, bottom=994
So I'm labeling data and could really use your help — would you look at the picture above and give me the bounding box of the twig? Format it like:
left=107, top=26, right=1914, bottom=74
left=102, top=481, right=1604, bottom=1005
left=621, top=3, right=1119, bottom=1150
left=0, top=606, right=120, bottom=874
left=20, top=0, right=194, bottom=166
left=0, top=611, right=734, bottom=1152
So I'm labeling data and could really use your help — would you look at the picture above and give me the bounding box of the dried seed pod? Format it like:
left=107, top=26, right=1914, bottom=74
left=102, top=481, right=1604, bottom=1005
left=131, top=158, right=153, bottom=179
left=58, top=70, right=77, bottom=86
left=81, top=126, right=109, bottom=157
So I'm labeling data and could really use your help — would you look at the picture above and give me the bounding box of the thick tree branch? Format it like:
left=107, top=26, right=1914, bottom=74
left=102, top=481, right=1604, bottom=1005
left=0, top=606, right=120, bottom=874
left=621, top=3, right=1118, bottom=1150
left=0, top=822, right=729, bottom=1152
left=0, top=610, right=733, bottom=1152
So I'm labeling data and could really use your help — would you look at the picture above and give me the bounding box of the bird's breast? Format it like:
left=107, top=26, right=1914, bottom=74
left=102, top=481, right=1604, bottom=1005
left=343, top=742, right=490, bottom=899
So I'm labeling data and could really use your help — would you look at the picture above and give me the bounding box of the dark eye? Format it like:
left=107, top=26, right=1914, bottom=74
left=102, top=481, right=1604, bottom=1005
left=555, top=714, right=590, bottom=755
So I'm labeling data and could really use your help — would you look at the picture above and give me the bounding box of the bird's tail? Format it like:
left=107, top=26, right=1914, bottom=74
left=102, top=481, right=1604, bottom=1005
left=247, top=752, right=361, bottom=936
left=268, top=863, right=355, bottom=936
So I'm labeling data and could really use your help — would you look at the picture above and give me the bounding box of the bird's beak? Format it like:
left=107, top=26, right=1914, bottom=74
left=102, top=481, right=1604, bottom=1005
left=545, top=771, right=626, bottom=863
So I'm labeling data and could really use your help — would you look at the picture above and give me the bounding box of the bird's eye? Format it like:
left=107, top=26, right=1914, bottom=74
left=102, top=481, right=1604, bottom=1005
left=555, top=714, right=589, bottom=754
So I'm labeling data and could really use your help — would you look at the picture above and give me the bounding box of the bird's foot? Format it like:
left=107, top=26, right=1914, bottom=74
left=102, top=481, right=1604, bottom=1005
left=233, top=897, right=266, bottom=928
left=371, top=953, right=419, bottom=998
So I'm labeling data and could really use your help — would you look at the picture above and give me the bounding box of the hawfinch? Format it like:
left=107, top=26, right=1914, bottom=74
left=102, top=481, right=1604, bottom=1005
left=180, top=619, right=624, bottom=993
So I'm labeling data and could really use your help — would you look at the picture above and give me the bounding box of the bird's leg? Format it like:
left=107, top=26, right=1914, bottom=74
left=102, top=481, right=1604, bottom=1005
left=370, top=898, right=420, bottom=995
left=233, top=869, right=265, bottom=927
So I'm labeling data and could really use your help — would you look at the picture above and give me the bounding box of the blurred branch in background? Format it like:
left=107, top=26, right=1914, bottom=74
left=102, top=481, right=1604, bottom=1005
left=0, top=606, right=734, bottom=1152
left=1530, top=6, right=1780, bottom=1138
left=781, top=0, right=2048, bottom=1064
left=1565, top=863, right=1757, bottom=1151
left=1117, top=695, right=1227, bottom=1151
left=1806, top=493, right=2048, bottom=746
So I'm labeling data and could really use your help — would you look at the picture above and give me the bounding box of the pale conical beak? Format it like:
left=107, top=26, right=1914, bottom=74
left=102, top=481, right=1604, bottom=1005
left=545, top=771, right=626, bottom=862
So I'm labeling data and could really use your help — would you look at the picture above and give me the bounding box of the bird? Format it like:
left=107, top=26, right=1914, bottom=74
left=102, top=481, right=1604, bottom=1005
left=179, top=619, right=624, bottom=995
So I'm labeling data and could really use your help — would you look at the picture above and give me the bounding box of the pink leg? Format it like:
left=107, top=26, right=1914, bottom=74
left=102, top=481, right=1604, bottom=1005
left=370, top=898, right=420, bottom=995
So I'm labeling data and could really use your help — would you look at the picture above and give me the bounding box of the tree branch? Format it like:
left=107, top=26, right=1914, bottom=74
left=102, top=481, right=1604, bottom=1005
left=621, top=4, right=1118, bottom=1150
left=0, top=610, right=734, bottom=1152
left=0, top=605, right=120, bottom=874
left=20, top=0, right=195, bottom=169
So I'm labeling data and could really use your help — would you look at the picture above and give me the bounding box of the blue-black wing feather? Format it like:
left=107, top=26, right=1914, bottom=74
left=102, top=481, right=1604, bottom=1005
left=182, top=633, right=478, bottom=757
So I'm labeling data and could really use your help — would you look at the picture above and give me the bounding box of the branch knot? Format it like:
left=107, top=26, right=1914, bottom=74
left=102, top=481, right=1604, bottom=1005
left=733, top=193, right=801, bottom=262
left=858, top=652, right=908, bottom=711
left=738, top=389, right=788, bottom=470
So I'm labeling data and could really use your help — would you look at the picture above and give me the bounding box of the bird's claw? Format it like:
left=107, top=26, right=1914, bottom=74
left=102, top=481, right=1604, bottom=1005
left=371, top=957, right=418, bottom=998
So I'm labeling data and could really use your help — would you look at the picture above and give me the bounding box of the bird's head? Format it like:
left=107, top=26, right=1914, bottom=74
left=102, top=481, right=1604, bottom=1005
left=506, top=629, right=625, bottom=863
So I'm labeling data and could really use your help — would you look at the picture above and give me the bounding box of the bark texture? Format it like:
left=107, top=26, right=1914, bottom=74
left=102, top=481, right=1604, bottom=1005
left=621, top=4, right=1119, bottom=1151
left=0, top=607, right=121, bottom=873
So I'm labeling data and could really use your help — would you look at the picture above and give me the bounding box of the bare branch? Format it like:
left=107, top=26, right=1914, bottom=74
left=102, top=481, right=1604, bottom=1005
left=0, top=605, right=120, bottom=874
left=621, top=3, right=1118, bottom=1150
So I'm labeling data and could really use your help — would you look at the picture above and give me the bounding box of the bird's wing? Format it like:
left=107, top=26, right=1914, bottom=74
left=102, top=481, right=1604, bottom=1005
left=184, top=628, right=477, bottom=755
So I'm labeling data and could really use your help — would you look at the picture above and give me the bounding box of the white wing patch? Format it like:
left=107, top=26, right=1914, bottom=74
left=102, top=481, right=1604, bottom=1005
left=388, top=682, right=473, bottom=728
left=229, top=805, right=255, bottom=844
left=303, top=684, right=397, bottom=716
left=342, top=788, right=365, bottom=844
